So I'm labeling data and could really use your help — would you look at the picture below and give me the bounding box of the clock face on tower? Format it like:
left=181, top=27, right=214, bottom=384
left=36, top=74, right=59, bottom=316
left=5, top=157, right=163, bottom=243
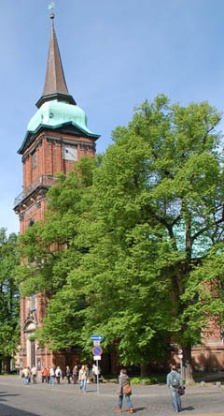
left=62, top=145, right=77, bottom=161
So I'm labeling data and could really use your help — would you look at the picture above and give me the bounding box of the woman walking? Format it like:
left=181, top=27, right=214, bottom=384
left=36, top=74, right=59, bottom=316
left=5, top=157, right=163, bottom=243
left=117, top=369, right=134, bottom=413
left=78, top=365, right=87, bottom=393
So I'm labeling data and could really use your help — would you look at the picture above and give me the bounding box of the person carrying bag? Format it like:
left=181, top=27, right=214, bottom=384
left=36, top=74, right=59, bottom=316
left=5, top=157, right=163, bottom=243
left=117, top=369, right=134, bottom=414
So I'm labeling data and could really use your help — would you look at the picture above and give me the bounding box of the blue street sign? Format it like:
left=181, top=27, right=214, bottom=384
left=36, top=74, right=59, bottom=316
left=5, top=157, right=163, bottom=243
left=90, top=335, right=104, bottom=342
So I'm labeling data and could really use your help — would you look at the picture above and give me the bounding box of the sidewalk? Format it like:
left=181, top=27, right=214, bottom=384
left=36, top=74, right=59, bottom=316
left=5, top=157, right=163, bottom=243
left=0, top=374, right=223, bottom=396
left=0, top=375, right=223, bottom=416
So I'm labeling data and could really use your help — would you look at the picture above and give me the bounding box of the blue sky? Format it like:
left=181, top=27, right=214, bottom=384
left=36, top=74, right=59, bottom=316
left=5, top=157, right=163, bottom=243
left=1, top=0, right=224, bottom=235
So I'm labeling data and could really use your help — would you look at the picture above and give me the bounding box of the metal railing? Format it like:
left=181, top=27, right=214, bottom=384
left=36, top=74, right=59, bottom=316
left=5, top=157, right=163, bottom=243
left=14, top=175, right=57, bottom=208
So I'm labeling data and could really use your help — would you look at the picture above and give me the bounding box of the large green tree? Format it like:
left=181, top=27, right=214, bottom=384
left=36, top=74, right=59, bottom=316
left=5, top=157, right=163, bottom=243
left=69, top=95, right=224, bottom=379
left=17, top=95, right=224, bottom=381
left=0, top=229, right=20, bottom=371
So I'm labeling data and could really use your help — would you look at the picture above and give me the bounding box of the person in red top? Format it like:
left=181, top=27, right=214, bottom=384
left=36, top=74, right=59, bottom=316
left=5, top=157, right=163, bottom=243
left=41, top=367, right=50, bottom=383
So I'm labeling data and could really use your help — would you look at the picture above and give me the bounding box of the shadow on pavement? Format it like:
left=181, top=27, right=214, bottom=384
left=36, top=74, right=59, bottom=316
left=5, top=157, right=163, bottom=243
left=182, top=406, right=195, bottom=411
left=0, top=403, right=40, bottom=416
left=133, top=408, right=146, bottom=412
left=0, top=391, right=20, bottom=401
left=0, top=391, right=40, bottom=416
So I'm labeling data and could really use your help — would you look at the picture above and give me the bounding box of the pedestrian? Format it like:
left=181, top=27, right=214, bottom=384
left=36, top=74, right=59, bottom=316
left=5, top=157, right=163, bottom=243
left=46, top=367, right=50, bottom=383
left=22, top=367, right=30, bottom=385
left=31, top=365, right=37, bottom=384
left=41, top=367, right=49, bottom=383
left=66, top=365, right=72, bottom=384
left=28, top=367, right=31, bottom=383
left=49, top=366, right=55, bottom=386
left=72, top=365, right=78, bottom=384
left=85, top=364, right=90, bottom=383
left=55, top=366, right=62, bottom=384
left=117, top=369, right=134, bottom=414
left=167, top=364, right=182, bottom=413
left=78, top=364, right=87, bottom=393
left=41, top=367, right=45, bottom=383
left=92, top=363, right=100, bottom=383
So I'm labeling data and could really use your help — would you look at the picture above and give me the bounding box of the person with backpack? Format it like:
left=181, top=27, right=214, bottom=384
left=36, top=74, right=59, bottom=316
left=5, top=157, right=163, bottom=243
left=167, top=365, right=182, bottom=412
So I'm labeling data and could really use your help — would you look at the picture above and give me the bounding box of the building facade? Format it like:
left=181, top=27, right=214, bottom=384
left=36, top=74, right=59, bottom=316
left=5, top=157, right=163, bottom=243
left=14, top=11, right=99, bottom=371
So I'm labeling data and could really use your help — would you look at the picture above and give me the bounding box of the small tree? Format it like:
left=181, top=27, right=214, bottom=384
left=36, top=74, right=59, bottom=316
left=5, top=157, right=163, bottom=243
left=0, top=229, right=20, bottom=371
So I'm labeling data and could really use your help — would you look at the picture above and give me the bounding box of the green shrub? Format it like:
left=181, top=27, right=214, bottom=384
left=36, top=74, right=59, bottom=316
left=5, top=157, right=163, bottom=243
left=130, top=375, right=166, bottom=385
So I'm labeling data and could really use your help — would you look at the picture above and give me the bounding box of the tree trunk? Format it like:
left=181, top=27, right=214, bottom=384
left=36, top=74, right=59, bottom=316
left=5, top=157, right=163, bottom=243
left=4, top=356, right=11, bottom=373
left=183, top=344, right=195, bottom=385
left=140, top=363, right=148, bottom=378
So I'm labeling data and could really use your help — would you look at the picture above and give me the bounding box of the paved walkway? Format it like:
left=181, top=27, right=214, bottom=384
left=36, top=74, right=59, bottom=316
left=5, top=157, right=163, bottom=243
left=0, top=375, right=223, bottom=416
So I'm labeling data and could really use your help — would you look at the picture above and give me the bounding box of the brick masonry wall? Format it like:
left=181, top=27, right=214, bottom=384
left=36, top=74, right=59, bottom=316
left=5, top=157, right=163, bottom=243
left=19, top=128, right=97, bottom=369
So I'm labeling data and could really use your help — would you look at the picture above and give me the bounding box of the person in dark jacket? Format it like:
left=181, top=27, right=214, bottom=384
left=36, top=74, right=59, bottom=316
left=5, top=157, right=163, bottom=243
left=66, top=366, right=72, bottom=384
left=72, top=365, right=78, bottom=384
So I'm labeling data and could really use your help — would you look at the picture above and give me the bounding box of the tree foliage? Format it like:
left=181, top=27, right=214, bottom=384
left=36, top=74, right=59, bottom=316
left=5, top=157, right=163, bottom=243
left=17, top=95, right=224, bottom=376
left=0, top=229, right=20, bottom=365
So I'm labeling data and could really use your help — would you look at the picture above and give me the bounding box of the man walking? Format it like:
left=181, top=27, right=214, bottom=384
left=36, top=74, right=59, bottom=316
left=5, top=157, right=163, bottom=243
left=31, top=366, right=37, bottom=384
left=167, top=365, right=182, bottom=412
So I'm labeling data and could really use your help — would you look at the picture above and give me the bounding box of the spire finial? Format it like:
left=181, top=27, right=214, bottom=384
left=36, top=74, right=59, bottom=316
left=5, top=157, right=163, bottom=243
left=48, top=1, right=55, bottom=20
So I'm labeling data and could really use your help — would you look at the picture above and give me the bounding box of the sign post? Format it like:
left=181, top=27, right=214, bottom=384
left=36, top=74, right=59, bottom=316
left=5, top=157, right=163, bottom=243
left=91, top=335, right=104, bottom=394
left=178, top=349, right=183, bottom=380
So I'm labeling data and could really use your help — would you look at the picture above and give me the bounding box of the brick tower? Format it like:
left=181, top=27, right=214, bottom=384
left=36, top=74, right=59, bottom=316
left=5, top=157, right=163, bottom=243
left=14, top=10, right=99, bottom=371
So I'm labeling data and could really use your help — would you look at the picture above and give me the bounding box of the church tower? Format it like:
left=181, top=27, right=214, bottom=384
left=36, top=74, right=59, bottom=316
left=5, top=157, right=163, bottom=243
left=14, top=9, right=99, bottom=370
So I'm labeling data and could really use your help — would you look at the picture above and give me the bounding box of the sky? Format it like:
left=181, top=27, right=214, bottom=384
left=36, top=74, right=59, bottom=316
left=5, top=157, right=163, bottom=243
left=1, top=0, right=224, bottom=236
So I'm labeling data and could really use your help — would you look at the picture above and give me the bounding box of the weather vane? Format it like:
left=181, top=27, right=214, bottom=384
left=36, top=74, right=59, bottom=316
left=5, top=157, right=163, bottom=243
left=48, top=1, right=55, bottom=11
left=48, top=2, right=55, bottom=19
